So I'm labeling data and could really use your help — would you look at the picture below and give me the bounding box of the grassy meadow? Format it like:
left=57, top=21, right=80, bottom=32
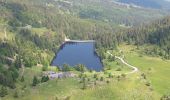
left=1, top=44, right=170, bottom=100
left=118, top=44, right=170, bottom=95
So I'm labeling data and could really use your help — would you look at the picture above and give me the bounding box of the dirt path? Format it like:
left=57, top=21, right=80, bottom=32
left=107, top=51, right=139, bottom=75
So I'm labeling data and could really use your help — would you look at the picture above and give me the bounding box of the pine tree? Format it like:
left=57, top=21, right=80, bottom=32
left=14, top=56, right=22, bottom=69
left=0, top=86, right=8, bottom=97
left=32, top=76, right=38, bottom=86
left=75, top=64, right=86, bottom=72
left=41, top=76, right=49, bottom=83
left=13, top=90, right=19, bottom=98
left=62, top=64, right=70, bottom=72
left=82, top=77, right=86, bottom=90
left=20, top=76, right=24, bottom=82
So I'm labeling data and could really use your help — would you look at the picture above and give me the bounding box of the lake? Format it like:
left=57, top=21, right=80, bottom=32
left=51, top=41, right=103, bottom=71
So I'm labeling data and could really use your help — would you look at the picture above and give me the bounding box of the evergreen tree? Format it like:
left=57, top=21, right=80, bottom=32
left=62, top=64, right=70, bottom=72
left=32, top=76, right=39, bottom=86
left=13, top=90, right=19, bottom=98
left=0, top=86, right=8, bottom=97
left=82, top=77, right=86, bottom=90
left=75, top=64, right=86, bottom=72
left=14, top=56, right=22, bottom=69
left=41, top=76, right=49, bottom=83
left=20, top=76, right=24, bottom=82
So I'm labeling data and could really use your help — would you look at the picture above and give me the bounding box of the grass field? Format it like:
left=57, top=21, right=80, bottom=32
left=118, top=44, right=170, bottom=96
left=1, top=44, right=170, bottom=100
left=2, top=68, right=158, bottom=100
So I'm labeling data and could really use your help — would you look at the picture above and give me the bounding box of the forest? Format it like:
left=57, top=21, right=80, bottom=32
left=0, top=0, right=170, bottom=99
left=0, top=0, right=170, bottom=87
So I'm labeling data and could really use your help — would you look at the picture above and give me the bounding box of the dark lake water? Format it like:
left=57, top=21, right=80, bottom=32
left=51, top=42, right=103, bottom=71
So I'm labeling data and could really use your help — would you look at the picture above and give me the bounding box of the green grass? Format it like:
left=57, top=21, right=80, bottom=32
left=118, top=44, right=170, bottom=95
left=2, top=65, right=157, bottom=100
left=31, top=27, right=56, bottom=36
left=2, top=44, right=170, bottom=100
left=103, top=51, right=132, bottom=75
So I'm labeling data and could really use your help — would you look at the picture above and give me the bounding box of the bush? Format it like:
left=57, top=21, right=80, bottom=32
left=117, top=75, right=121, bottom=81
left=79, top=73, right=83, bottom=78
left=96, top=77, right=98, bottom=80
left=161, top=94, right=170, bottom=100
left=116, top=68, right=121, bottom=71
left=41, top=76, right=49, bottom=83
left=108, top=55, right=115, bottom=61
left=13, top=90, right=19, bottom=98
left=141, top=73, right=146, bottom=79
left=87, top=78, right=90, bottom=81
left=62, top=64, right=71, bottom=72
left=82, top=77, right=86, bottom=90
left=20, top=76, right=25, bottom=82
left=121, top=74, right=126, bottom=78
left=42, top=66, right=48, bottom=71
left=56, top=67, right=59, bottom=72
left=145, top=82, right=151, bottom=86
left=106, top=80, right=110, bottom=84
left=89, top=69, right=93, bottom=73
left=32, top=76, right=39, bottom=86
left=108, top=73, right=113, bottom=78
left=94, top=74, right=97, bottom=79
left=74, top=64, right=86, bottom=72
left=100, top=77, right=104, bottom=81
left=21, top=84, right=26, bottom=90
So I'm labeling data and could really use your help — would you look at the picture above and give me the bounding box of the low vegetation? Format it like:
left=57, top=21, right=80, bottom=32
left=0, top=0, right=170, bottom=99
left=0, top=44, right=169, bottom=100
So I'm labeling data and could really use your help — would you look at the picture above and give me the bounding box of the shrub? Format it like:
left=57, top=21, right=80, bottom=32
left=87, top=78, right=90, bottom=81
left=94, top=74, right=97, bottom=79
left=121, top=74, right=126, bottom=78
left=32, top=76, right=39, bottom=86
left=62, top=64, right=71, bottom=72
left=100, top=77, right=104, bottom=81
left=74, top=64, right=86, bottom=72
left=145, top=82, right=151, bottom=86
left=13, top=90, right=19, bottom=98
left=108, top=73, right=113, bottom=78
left=106, top=80, right=110, bottom=84
left=161, top=94, right=170, bottom=100
left=42, top=66, right=48, bottom=71
left=116, top=68, right=121, bottom=71
left=20, top=76, right=25, bottom=82
left=41, top=76, right=49, bottom=83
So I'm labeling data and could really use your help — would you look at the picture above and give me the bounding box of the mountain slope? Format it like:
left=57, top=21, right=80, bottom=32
left=117, top=0, right=170, bottom=9
left=124, top=16, right=170, bottom=59
left=0, top=0, right=169, bottom=89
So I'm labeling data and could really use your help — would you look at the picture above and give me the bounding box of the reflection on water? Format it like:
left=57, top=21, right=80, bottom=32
left=51, top=41, right=103, bottom=71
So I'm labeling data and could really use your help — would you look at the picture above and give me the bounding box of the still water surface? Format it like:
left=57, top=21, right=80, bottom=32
left=51, top=42, right=103, bottom=71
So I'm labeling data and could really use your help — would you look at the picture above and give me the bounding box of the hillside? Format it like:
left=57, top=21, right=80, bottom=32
left=0, top=0, right=168, bottom=67
left=123, top=16, right=170, bottom=59
left=117, top=0, right=170, bottom=9
left=0, top=0, right=170, bottom=100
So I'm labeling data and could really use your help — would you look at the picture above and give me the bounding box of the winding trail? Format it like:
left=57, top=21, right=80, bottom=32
left=64, top=36, right=139, bottom=74
left=107, top=51, right=139, bottom=75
